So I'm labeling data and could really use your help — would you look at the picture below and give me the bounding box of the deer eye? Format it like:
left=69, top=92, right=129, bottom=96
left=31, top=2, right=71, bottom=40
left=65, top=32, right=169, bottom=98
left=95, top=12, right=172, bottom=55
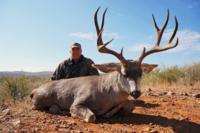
left=123, top=72, right=128, bottom=78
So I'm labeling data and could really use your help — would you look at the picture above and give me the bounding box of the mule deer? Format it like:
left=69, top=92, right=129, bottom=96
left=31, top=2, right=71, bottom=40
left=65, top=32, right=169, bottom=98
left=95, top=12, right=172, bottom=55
left=30, top=8, right=179, bottom=122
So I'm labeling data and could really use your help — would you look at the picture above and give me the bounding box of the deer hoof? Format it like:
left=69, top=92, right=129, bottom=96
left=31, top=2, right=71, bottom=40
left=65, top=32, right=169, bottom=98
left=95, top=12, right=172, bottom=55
left=85, top=114, right=96, bottom=123
left=49, top=105, right=61, bottom=114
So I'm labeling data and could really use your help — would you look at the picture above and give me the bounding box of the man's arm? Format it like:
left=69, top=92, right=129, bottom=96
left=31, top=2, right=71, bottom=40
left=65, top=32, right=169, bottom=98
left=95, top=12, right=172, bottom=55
left=51, top=63, right=65, bottom=80
left=87, top=59, right=99, bottom=76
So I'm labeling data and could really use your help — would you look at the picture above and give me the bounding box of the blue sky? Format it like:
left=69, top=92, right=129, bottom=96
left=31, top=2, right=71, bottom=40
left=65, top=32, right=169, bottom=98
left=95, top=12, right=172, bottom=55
left=0, top=0, right=200, bottom=72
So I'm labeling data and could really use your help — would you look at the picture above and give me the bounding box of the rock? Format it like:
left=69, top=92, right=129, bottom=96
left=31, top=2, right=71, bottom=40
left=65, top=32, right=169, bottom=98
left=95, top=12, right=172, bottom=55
left=182, top=92, right=189, bottom=96
left=32, top=128, right=40, bottom=132
left=193, top=93, right=200, bottom=98
left=59, top=124, right=67, bottom=128
left=58, top=128, right=69, bottom=132
left=160, top=98, right=167, bottom=102
left=149, top=93, right=160, bottom=97
left=167, top=91, right=175, bottom=96
left=147, top=88, right=152, bottom=92
left=149, top=122, right=153, bottom=125
left=75, top=130, right=83, bottom=133
left=20, top=113, right=25, bottom=117
left=143, top=127, right=151, bottom=132
left=0, top=104, right=8, bottom=111
left=150, top=130, right=158, bottom=133
left=84, top=128, right=90, bottom=131
left=180, top=97, right=187, bottom=100
left=179, top=117, right=189, bottom=121
left=68, top=121, right=77, bottom=126
left=99, top=124, right=104, bottom=128
left=171, top=103, right=175, bottom=106
left=11, top=119, right=21, bottom=127
left=157, top=92, right=167, bottom=96
left=2, top=109, right=10, bottom=115
left=21, top=128, right=27, bottom=133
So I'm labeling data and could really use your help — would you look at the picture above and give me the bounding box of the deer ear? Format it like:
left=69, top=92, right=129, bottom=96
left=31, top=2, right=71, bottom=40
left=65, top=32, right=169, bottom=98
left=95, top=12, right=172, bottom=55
left=141, top=63, right=158, bottom=73
left=92, top=63, right=120, bottom=73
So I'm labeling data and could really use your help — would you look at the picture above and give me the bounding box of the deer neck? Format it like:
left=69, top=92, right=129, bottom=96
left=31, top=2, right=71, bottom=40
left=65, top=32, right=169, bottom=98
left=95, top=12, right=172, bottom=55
left=100, top=71, right=130, bottom=95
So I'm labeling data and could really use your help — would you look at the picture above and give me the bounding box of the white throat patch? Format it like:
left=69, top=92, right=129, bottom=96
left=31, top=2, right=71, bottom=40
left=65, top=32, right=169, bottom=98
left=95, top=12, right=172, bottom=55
left=119, top=75, right=141, bottom=94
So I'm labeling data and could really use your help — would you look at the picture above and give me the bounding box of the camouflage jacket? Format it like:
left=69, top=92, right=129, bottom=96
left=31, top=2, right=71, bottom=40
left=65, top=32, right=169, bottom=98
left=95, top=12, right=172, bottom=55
left=51, top=55, right=99, bottom=80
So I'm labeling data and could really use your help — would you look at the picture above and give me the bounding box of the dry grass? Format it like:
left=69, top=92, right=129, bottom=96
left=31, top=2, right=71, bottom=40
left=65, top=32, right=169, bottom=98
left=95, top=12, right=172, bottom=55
left=141, top=63, right=200, bottom=94
left=142, top=63, right=200, bottom=85
left=0, top=76, right=49, bottom=104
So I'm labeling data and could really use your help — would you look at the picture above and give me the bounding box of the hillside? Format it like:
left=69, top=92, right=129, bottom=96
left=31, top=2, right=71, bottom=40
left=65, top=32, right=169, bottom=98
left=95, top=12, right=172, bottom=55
left=0, top=71, right=53, bottom=77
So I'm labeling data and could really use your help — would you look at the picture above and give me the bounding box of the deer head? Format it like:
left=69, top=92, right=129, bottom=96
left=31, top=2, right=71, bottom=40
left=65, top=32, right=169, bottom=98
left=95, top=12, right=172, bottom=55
left=92, top=7, right=179, bottom=99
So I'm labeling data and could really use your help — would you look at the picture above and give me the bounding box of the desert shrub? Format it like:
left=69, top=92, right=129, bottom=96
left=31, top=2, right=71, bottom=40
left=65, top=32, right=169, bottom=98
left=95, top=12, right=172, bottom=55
left=158, top=66, right=184, bottom=84
left=0, top=76, right=49, bottom=103
left=2, top=76, right=31, bottom=102
left=143, top=63, right=200, bottom=85
left=183, top=63, right=200, bottom=82
left=142, top=69, right=160, bottom=85
left=0, top=85, right=10, bottom=104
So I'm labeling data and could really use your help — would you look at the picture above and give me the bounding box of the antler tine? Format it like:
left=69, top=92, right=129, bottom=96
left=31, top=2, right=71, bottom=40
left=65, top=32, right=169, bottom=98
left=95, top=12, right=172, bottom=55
left=100, top=8, right=107, bottom=31
left=94, top=7, right=101, bottom=35
left=94, top=7, right=126, bottom=65
left=169, top=16, right=178, bottom=43
left=154, top=9, right=170, bottom=46
left=138, top=10, right=179, bottom=65
left=152, top=14, right=159, bottom=31
left=97, top=29, right=114, bottom=48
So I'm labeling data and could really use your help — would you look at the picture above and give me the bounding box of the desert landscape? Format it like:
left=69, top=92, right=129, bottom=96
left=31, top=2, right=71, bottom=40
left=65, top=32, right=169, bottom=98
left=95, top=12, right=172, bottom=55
left=0, top=64, right=200, bottom=133
left=1, top=1, right=200, bottom=133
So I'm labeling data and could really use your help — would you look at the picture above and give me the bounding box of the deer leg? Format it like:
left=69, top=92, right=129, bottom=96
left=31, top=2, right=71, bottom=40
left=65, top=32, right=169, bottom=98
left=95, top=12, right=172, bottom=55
left=104, top=100, right=135, bottom=118
left=70, top=105, right=96, bottom=123
left=49, top=104, right=62, bottom=114
left=119, top=100, right=135, bottom=115
left=103, top=102, right=127, bottom=118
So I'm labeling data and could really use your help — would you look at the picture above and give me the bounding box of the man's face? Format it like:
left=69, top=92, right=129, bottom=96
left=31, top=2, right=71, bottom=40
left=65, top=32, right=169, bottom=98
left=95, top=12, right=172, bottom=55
left=70, top=47, right=82, bottom=61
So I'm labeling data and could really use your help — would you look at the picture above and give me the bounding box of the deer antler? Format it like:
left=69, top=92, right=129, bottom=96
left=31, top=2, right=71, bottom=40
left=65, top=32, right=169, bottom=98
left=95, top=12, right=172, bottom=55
left=94, top=7, right=127, bottom=65
left=138, top=9, right=179, bottom=65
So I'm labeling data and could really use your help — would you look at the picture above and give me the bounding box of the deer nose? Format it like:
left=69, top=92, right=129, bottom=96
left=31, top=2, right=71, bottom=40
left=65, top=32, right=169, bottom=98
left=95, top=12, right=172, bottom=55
left=131, top=90, right=141, bottom=99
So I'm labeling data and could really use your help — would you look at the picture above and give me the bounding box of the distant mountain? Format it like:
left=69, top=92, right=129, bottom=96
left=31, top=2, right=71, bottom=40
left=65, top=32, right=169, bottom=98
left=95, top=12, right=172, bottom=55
left=0, top=71, right=53, bottom=77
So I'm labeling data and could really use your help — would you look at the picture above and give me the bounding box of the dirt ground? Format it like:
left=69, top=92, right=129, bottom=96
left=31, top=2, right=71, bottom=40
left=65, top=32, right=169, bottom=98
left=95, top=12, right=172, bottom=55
left=0, top=90, right=200, bottom=133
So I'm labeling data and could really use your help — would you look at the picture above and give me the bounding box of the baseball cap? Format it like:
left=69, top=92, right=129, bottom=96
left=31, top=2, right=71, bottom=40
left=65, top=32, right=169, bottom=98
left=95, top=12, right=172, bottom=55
left=70, top=43, right=82, bottom=49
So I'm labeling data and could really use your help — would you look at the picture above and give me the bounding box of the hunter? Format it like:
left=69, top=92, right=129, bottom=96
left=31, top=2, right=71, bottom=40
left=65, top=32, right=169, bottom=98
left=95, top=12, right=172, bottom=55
left=51, top=43, right=99, bottom=80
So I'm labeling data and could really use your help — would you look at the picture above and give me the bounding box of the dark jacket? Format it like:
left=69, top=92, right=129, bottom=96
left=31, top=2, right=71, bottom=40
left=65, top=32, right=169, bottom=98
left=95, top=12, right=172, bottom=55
left=51, top=55, right=99, bottom=80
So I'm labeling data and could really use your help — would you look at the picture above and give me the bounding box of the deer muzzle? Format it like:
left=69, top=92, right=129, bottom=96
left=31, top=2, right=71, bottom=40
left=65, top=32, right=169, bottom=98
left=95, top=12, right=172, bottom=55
left=131, top=90, right=141, bottom=99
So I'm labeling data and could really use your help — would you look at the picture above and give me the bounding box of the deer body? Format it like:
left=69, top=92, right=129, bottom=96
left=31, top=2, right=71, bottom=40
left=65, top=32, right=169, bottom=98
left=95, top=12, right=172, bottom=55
left=31, top=7, right=179, bottom=122
left=31, top=71, right=135, bottom=122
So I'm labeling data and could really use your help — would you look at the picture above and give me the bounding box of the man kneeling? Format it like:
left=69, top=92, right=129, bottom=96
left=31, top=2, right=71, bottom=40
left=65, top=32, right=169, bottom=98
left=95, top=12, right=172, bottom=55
left=51, top=43, right=99, bottom=80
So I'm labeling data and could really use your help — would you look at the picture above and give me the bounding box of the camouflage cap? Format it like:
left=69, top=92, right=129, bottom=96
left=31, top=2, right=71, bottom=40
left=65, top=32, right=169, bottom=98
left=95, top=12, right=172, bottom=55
left=70, top=43, right=82, bottom=49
